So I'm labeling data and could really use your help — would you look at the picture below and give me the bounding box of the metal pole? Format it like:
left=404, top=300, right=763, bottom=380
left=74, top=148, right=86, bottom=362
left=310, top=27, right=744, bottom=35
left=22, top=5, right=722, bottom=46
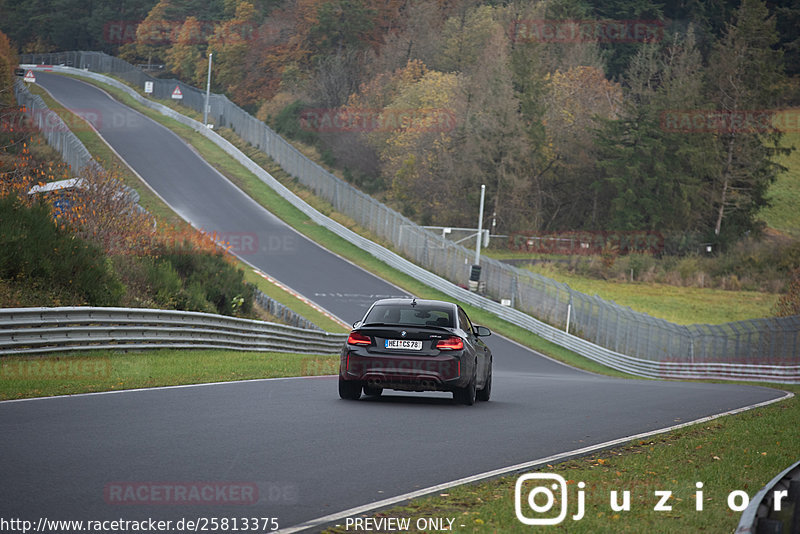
left=474, top=184, right=485, bottom=265
left=204, top=53, right=213, bottom=126
left=565, top=303, right=572, bottom=334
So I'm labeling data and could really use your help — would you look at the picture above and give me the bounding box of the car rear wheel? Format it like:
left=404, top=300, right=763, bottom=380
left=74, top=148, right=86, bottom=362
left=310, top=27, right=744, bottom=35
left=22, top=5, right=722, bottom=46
left=476, top=365, right=492, bottom=402
left=338, top=377, right=362, bottom=400
left=454, top=374, right=476, bottom=406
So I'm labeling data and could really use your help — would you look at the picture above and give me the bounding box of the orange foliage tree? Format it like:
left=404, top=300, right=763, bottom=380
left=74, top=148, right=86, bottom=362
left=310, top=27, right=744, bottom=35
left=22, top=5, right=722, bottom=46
left=165, top=16, right=206, bottom=85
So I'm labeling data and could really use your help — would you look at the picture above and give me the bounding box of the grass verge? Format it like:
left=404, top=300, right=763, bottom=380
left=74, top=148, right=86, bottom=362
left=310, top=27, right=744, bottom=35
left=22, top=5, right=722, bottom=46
left=0, top=349, right=338, bottom=401
left=522, top=265, right=777, bottom=325
left=322, top=386, right=797, bottom=534
left=760, top=130, right=800, bottom=239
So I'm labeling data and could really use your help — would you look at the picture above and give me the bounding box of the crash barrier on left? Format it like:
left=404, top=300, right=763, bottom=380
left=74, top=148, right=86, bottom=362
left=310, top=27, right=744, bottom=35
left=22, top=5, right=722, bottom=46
left=0, top=307, right=347, bottom=356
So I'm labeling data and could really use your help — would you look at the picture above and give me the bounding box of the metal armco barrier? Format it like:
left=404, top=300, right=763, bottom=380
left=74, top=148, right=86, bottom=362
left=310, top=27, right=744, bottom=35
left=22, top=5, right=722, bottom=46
left=18, top=54, right=800, bottom=383
left=0, top=307, right=347, bottom=356
left=253, top=289, right=323, bottom=331
left=736, top=460, right=800, bottom=533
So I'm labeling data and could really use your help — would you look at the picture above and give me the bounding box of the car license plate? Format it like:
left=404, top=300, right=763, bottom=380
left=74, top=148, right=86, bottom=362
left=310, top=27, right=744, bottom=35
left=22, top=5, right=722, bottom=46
left=385, top=339, right=422, bottom=350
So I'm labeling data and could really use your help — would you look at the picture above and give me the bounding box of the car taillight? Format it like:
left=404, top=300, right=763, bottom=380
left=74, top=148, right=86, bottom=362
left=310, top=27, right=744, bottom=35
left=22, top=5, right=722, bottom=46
left=436, top=336, right=464, bottom=350
left=347, top=331, right=372, bottom=346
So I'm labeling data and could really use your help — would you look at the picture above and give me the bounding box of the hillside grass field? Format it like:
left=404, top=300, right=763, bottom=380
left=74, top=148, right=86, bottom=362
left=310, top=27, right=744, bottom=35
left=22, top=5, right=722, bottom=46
left=760, top=129, right=800, bottom=239
left=520, top=264, right=778, bottom=324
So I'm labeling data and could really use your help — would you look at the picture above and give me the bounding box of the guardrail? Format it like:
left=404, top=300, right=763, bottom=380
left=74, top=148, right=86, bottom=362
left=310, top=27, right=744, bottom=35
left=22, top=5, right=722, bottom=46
left=736, top=460, right=800, bottom=533
left=20, top=61, right=800, bottom=384
left=0, top=307, right=347, bottom=356
left=253, top=289, right=323, bottom=331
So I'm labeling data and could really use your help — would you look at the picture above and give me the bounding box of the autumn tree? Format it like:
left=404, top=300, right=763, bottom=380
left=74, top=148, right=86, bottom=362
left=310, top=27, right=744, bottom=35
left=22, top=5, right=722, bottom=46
left=705, top=0, right=788, bottom=244
left=446, top=25, right=532, bottom=232
left=206, top=1, right=265, bottom=105
left=126, top=0, right=182, bottom=65
left=165, top=16, right=205, bottom=84
left=308, top=0, right=377, bottom=56
left=120, top=0, right=228, bottom=64
left=0, top=31, right=18, bottom=107
left=505, top=1, right=554, bottom=232
left=434, top=4, right=496, bottom=73
left=774, top=268, right=800, bottom=317
left=542, top=66, right=621, bottom=229
left=374, top=1, right=445, bottom=74
left=309, top=48, right=374, bottom=108
left=373, top=67, right=462, bottom=223
left=321, top=62, right=430, bottom=191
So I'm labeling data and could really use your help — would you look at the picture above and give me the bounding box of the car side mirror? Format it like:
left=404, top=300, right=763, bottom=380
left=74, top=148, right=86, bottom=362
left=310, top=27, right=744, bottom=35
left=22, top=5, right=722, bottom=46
left=474, top=325, right=491, bottom=337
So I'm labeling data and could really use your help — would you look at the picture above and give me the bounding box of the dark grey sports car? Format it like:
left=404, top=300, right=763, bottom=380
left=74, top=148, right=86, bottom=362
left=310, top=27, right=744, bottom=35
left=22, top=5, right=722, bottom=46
left=339, top=298, right=493, bottom=405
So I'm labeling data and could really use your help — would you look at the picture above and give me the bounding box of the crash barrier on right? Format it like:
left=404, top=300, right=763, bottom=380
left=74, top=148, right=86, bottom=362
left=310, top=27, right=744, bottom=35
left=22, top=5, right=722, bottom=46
left=736, top=460, right=800, bottom=533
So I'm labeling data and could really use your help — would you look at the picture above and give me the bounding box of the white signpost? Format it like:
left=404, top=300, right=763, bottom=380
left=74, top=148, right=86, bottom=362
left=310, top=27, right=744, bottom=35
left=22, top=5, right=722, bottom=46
left=144, top=81, right=153, bottom=94
left=23, top=70, right=36, bottom=83
left=171, top=85, right=183, bottom=100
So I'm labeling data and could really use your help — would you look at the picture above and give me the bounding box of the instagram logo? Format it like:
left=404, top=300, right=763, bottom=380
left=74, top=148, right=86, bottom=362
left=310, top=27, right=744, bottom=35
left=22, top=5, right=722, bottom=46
left=515, top=473, right=585, bottom=525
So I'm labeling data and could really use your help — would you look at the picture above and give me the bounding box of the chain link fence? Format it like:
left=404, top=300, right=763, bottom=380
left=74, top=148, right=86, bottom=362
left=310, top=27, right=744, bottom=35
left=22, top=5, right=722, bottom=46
left=13, top=77, right=98, bottom=174
left=20, top=52, right=800, bottom=370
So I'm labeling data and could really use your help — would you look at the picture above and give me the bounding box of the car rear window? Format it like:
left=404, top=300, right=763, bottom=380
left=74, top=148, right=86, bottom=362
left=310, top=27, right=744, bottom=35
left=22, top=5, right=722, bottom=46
left=364, top=304, right=453, bottom=327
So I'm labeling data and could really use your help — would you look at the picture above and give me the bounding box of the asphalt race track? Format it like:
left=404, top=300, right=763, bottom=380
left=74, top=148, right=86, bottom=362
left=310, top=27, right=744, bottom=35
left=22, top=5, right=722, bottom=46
left=0, top=72, right=788, bottom=532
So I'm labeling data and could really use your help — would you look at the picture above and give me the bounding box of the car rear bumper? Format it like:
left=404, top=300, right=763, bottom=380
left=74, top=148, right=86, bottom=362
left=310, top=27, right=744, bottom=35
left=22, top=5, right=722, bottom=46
left=340, top=350, right=466, bottom=391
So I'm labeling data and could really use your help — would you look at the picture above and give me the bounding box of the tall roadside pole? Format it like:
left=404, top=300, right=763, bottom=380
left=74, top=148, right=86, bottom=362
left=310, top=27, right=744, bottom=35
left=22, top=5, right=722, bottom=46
left=469, top=184, right=486, bottom=292
left=475, top=184, right=485, bottom=265
left=203, top=52, right=213, bottom=126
